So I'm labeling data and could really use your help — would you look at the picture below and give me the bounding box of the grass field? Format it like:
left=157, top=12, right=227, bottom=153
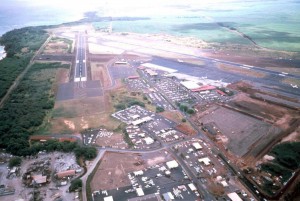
left=216, top=63, right=266, bottom=78
left=110, top=86, right=156, bottom=113
left=48, top=96, right=107, bottom=133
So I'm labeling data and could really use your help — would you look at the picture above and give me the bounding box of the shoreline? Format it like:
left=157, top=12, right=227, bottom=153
left=0, top=46, right=6, bottom=60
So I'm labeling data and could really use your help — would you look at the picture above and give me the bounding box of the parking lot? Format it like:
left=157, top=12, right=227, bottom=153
left=93, top=160, right=200, bottom=201
left=126, top=125, right=161, bottom=150
left=191, top=90, right=231, bottom=105
left=172, top=139, right=253, bottom=200
left=112, top=106, right=187, bottom=145
left=147, top=92, right=174, bottom=110
left=82, top=128, right=127, bottom=149
left=126, top=78, right=149, bottom=92
left=154, top=78, right=195, bottom=104
left=112, top=105, right=154, bottom=125
left=141, top=117, right=186, bottom=143
left=109, top=66, right=137, bottom=80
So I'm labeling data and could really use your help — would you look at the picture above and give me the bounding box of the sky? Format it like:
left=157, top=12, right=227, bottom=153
left=3, top=0, right=246, bottom=17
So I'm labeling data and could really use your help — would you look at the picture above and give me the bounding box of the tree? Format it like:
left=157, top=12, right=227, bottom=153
left=83, top=147, right=97, bottom=160
left=179, top=104, right=188, bottom=112
left=9, top=157, right=22, bottom=168
left=187, top=108, right=195, bottom=114
left=69, top=179, right=82, bottom=192
left=156, top=106, right=165, bottom=113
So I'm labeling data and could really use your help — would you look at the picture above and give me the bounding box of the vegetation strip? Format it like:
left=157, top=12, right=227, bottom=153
left=0, top=62, right=68, bottom=155
left=0, top=27, right=48, bottom=100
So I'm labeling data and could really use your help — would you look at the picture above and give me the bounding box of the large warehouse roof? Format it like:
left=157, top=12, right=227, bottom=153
left=180, top=81, right=201, bottom=90
left=227, top=192, right=243, bottom=201
left=142, top=63, right=177, bottom=73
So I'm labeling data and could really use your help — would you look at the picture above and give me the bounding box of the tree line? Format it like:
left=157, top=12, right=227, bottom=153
left=0, top=27, right=48, bottom=100
left=0, top=62, right=68, bottom=156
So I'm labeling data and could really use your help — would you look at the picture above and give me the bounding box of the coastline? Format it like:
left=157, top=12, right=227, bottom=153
left=0, top=46, right=6, bottom=60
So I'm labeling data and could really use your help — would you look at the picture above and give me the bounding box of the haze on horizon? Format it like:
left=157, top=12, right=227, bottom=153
left=2, top=0, right=252, bottom=18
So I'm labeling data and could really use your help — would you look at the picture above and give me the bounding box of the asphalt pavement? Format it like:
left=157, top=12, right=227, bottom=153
left=75, top=33, right=87, bottom=82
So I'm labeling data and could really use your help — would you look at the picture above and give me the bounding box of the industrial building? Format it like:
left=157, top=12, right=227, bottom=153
left=180, top=81, right=201, bottom=90
left=32, top=174, right=47, bottom=185
left=131, top=116, right=153, bottom=126
left=192, top=142, right=202, bottom=150
left=198, top=157, right=211, bottom=166
left=166, top=160, right=179, bottom=169
left=162, top=192, right=174, bottom=201
left=56, top=170, right=76, bottom=179
left=227, top=192, right=243, bottom=201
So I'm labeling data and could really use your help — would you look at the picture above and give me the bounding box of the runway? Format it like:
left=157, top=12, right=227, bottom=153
left=74, top=33, right=87, bottom=82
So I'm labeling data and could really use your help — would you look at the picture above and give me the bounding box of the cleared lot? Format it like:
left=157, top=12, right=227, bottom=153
left=50, top=96, right=106, bottom=133
left=198, top=106, right=281, bottom=156
left=90, top=151, right=171, bottom=191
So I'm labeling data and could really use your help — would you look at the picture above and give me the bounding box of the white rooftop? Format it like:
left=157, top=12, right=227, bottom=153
left=104, top=196, right=114, bottom=201
left=133, top=170, right=144, bottom=176
left=166, top=160, right=179, bottom=169
left=180, top=81, right=201, bottom=90
left=131, top=116, right=152, bottom=126
left=227, top=192, right=243, bottom=201
left=188, top=183, right=196, bottom=191
left=198, top=157, right=211, bottom=166
left=142, top=63, right=177, bottom=73
left=221, top=180, right=229, bottom=187
left=144, top=137, right=154, bottom=145
left=192, top=142, right=202, bottom=150
left=136, top=187, right=145, bottom=197
left=163, top=192, right=174, bottom=201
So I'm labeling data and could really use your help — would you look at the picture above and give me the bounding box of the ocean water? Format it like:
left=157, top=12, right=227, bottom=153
left=0, top=0, right=299, bottom=51
left=0, top=0, right=86, bottom=36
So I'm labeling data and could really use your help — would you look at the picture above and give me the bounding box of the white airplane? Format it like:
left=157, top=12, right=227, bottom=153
left=290, top=84, right=298, bottom=88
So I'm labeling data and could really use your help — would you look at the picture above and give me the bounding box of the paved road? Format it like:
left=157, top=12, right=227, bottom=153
left=74, top=33, right=87, bottom=82
left=81, top=149, right=106, bottom=201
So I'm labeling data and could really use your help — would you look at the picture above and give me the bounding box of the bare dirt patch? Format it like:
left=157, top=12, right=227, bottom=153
left=90, top=151, right=171, bottom=191
left=160, top=110, right=183, bottom=123
left=90, top=152, right=146, bottom=190
left=217, top=63, right=266, bottom=78
left=181, top=58, right=205, bottom=66
left=43, top=37, right=72, bottom=54
left=229, top=93, right=290, bottom=124
left=282, top=77, right=300, bottom=86
left=55, top=68, right=69, bottom=84
left=227, top=89, right=300, bottom=131
left=175, top=124, right=197, bottom=135
left=265, top=66, right=300, bottom=76
left=195, top=106, right=280, bottom=157
left=160, top=110, right=197, bottom=135
left=281, top=127, right=300, bottom=143
left=49, top=96, right=106, bottom=133
left=91, top=62, right=111, bottom=87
